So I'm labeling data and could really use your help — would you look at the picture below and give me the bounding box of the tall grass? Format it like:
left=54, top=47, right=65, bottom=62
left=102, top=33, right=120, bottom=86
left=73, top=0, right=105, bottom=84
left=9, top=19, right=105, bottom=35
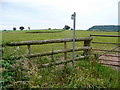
left=2, top=53, right=118, bottom=88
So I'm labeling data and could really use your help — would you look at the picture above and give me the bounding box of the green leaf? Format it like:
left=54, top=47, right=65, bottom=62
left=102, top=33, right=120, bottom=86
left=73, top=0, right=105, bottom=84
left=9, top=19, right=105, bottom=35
left=3, top=71, right=9, bottom=77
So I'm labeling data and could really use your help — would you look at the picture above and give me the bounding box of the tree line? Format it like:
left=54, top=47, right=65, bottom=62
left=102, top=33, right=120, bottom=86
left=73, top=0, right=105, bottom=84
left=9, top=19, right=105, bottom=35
left=2, top=25, right=73, bottom=31
left=88, top=25, right=120, bottom=32
left=13, top=26, right=30, bottom=31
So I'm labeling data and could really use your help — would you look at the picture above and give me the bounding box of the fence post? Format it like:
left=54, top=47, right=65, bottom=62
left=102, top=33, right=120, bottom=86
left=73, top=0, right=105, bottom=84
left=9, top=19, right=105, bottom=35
left=27, top=45, right=31, bottom=56
left=51, top=49, right=54, bottom=61
left=64, top=42, right=67, bottom=60
left=84, top=40, right=91, bottom=56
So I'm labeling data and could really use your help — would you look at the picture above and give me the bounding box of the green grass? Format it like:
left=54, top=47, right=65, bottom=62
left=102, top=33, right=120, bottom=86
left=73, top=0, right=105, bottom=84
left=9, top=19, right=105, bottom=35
left=1, top=29, right=119, bottom=88
left=2, top=30, right=118, bottom=57
left=2, top=30, right=118, bottom=42
left=2, top=56, right=119, bottom=88
left=2, top=30, right=70, bottom=42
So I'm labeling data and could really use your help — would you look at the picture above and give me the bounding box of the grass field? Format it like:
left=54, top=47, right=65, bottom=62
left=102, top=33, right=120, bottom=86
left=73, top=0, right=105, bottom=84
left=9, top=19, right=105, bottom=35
left=2, top=29, right=118, bottom=42
left=1, top=29, right=119, bottom=88
left=2, top=29, right=118, bottom=56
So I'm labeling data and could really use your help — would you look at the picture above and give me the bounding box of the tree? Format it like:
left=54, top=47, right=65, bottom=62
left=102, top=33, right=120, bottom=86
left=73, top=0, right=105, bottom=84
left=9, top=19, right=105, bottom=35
left=28, top=27, right=30, bottom=30
left=63, top=25, right=70, bottom=30
left=48, top=28, right=51, bottom=30
left=3, top=29, right=7, bottom=31
left=19, top=26, right=25, bottom=30
left=13, top=27, right=16, bottom=31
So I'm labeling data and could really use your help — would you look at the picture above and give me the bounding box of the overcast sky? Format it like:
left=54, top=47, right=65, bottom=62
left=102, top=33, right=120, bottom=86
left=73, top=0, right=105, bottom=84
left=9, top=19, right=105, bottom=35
left=0, top=0, right=119, bottom=30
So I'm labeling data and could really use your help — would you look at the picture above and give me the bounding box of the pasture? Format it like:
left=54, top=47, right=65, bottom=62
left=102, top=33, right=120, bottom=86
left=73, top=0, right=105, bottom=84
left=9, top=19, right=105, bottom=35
left=2, top=30, right=118, bottom=56
left=1, top=29, right=119, bottom=88
left=2, top=30, right=118, bottom=42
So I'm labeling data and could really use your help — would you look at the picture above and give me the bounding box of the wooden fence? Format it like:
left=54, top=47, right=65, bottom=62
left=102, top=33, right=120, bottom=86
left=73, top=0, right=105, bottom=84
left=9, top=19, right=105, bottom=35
left=90, top=34, right=120, bottom=53
left=3, top=37, right=93, bottom=67
left=90, top=34, right=120, bottom=68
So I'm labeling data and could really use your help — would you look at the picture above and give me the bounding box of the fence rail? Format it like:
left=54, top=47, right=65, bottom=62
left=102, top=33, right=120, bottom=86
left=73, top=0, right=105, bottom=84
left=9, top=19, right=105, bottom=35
left=92, top=49, right=120, bottom=52
left=91, top=42, right=120, bottom=45
left=10, top=46, right=92, bottom=60
left=90, top=34, right=120, bottom=37
left=90, top=34, right=120, bottom=53
left=6, top=37, right=92, bottom=46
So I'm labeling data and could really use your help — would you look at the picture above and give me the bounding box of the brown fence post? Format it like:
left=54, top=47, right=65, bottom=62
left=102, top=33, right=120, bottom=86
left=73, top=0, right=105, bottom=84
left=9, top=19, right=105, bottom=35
left=27, top=45, right=31, bottom=56
left=84, top=40, right=91, bottom=56
left=64, top=42, right=67, bottom=60
left=51, top=49, right=54, bottom=61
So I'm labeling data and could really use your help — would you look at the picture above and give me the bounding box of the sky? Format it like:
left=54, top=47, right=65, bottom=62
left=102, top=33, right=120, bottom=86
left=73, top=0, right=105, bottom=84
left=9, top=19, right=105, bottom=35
left=0, top=0, right=119, bottom=30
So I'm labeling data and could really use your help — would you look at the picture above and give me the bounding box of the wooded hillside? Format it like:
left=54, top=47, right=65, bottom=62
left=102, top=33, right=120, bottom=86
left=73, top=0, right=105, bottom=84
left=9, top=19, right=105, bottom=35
left=88, top=25, right=120, bottom=32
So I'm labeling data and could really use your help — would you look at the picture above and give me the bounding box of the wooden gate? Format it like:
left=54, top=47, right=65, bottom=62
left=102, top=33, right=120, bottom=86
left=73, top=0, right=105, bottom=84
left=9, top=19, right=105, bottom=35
left=2, top=37, right=92, bottom=67
left=90, top=34, right=120, bottom=70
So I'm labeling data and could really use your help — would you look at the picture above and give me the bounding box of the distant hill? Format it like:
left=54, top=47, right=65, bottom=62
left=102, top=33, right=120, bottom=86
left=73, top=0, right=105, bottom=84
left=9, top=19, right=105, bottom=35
left=88, top=25, right=120, bottom=32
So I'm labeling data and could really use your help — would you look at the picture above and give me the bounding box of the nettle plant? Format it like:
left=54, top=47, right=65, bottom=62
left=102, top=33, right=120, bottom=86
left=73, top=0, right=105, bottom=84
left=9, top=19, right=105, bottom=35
left=1, top=60, right=13, bottom=88
left=1, top=46, right=27, bottom=88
